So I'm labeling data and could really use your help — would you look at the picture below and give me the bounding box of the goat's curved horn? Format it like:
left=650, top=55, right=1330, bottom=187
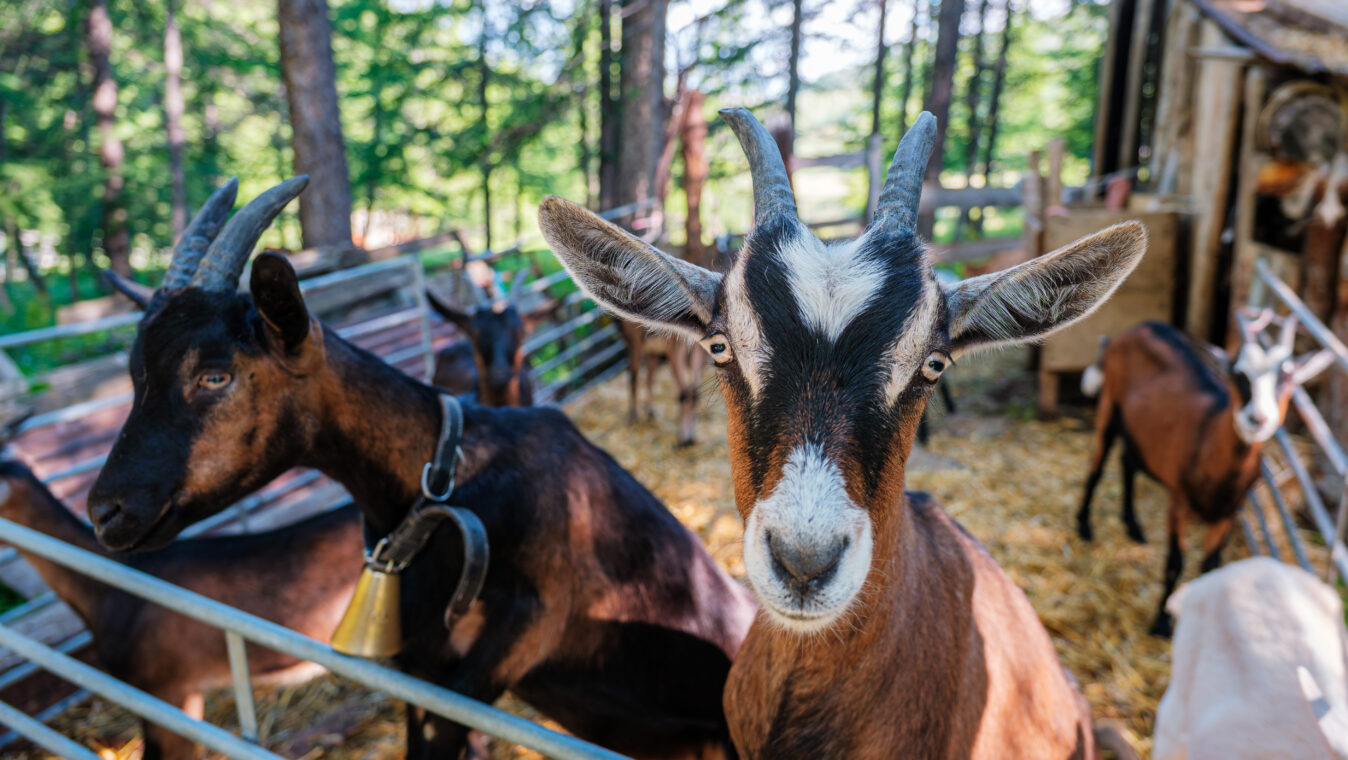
left=162, top=177, right=239, bottom=292
left=1278, top=313, right=1299, bottom=351
left=718, top=107, right=799, bottom=231
left=192, top=176, right=309, bottom=292
left=872, top=111, right=937, bottom=232
left=509, top=267, right=530, bottom=304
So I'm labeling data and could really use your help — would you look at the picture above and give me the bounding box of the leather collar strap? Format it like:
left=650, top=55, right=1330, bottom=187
left=365, top=394, right=489, bottom=628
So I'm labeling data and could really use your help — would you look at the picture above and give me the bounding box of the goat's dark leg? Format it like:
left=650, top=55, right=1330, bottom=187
left=1151, top=496, right=1187, bottom=638
left=1200, top=516, right=1235, bottom=573
left=1077, top=403, right=1120, bottom=541
left=939, top=380, right=955, bottom=414
left=142, top=689, right=203, bottom=760
left=669, top=343, right=698, bottom=447
left=404, top=596, right=545, bottom=760
left=1121, top=439, right=1146, bottom=543
left=644, top=352, right=660, bottom=420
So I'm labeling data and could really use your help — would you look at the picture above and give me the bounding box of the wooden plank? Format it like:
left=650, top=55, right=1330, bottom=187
left=1151, top=1, right=1202, bottom=195
left=794, top=151, right=867, bottom=170
left=1184, top=19, right=1244, bottom=340
left=1041, top=209, right=1178, bottom=371
left=1227, top=64, right=1268, bottom=350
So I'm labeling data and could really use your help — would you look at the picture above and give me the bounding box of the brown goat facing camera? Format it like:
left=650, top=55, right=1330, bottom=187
left=1077, top=314, right=1327, bottom=636
left=92, top=177, right=757, bottom=760
left=540, top=106, right=1145, bottom=760
left=0, top=444, right=360, bottom=760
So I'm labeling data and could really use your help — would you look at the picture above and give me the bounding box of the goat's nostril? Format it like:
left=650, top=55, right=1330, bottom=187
left=767, top=531, right=848, bottom=590
left=87, top=499, right=122, bottom=528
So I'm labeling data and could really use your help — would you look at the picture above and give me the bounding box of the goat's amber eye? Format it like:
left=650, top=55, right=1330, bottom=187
left=198, top=372, right=232, bottom=391
left=922, top=352, right=948, bottom=382
left=699, top=334, right=734, bottom=365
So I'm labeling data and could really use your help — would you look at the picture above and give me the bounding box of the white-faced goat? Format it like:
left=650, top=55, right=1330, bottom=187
left=92, top=177, right=756, bottom=760
left=1077, top=314, right=1324, bottom=636
left=426, top=267, right=559, bottom=407
left=540, top=107, right=1146, bottom=759
left=0, top=449, right=361, bottom=760
left=1155, top=557, right=1348, bottom=760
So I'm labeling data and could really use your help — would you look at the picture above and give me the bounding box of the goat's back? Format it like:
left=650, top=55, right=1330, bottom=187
left=1156, top=557, right=1348, bottom=760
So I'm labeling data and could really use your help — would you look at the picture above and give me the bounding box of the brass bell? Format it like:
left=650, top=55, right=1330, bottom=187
left=331, top=563, right=402, bottom=657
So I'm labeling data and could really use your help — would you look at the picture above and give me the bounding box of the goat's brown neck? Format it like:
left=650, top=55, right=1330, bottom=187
left=2, top=474, right=116, bottom=625
left=301, top=330, right=454, bottom=538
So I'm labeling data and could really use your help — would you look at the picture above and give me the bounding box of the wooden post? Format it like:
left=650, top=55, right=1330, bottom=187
left=1045, top=138, right=1065, bottom=214
left=1150, top=1, right=1200, bottom=194
left=1022, top=149, right=1044, bottom=258
left=1184, top=22, right=1244, bottom=341
left=1227, top=65, right=1266, bottom=351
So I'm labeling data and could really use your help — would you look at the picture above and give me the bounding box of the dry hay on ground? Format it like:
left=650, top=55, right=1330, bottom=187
left=11, top=348, right=1329, bottom=760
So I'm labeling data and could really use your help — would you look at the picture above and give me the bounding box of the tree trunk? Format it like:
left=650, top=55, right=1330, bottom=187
left=867, top=0, right=890, bottom=223
left=163, top=0, right=187, bottom=241
left=918, top=0, right=965, bottom=237
left=980, top=0, right=1013, bottom=187
left=681, top=90, right=708, bottom=269
left=616, top=0, right=666, bottom=224
left=478, top=13, right=492, bottom=251
left=898, top=0, right=919, bottom=136
left=86, top=0, right=130, bottom=275
left=277, top=0, right=353, bottom=248
left=598, top=0, right=620, bottom=211
left=786, top=0, right=803, bottom=140
left=956, top=0, right=991, bottom=238
left=575, top=1, right=594, bottom=209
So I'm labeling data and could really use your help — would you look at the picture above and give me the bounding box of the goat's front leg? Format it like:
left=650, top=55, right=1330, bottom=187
left=1200, top=516, right=1234, bottom=573
left=1151, top=497, right=1187, bottom=638
left=403, top=595, right=549, bottom=760
left=1077, top=403, right=1120, bottom=542
left=142, top=689, right=203, bottom=760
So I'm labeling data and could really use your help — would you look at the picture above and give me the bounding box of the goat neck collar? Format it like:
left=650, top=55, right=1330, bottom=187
left=362, top=393, right=489, bottom=625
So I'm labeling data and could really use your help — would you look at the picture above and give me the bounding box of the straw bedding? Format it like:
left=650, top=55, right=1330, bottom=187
left=14, top=347, right=1326, bottom=759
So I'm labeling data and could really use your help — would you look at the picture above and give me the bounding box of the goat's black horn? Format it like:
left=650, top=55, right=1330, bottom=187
left=872, top=111, right=937, bottom=232
left=193, top=176, right=309, bottom=292
left=718, top=107, right=799, bottom=231
left=162, top=177, right=239, bottom=292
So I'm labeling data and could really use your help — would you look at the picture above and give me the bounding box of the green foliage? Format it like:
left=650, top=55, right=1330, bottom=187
left=1, top=0, right=1110, bottom=334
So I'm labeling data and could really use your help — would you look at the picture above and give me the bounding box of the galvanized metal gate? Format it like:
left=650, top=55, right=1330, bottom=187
left=1239, top=259, right=1348, bottom=581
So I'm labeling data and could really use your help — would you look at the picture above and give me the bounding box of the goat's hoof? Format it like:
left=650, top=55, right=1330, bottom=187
left=1126, top=524, right=1147, bottom=544
left=1077, top=522, right=1094, bottom=542
left=1149, top=615, right=1173, bottom=639
left=675, top=437, right=695, bottom=449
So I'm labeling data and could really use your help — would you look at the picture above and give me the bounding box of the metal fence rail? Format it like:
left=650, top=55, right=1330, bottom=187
left=1239, top=259, right=1348, bottom=581
left=0, top=518, right=630, bottom=760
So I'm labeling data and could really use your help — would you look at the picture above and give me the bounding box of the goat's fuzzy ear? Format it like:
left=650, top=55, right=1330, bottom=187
left=943, top=221, right=1147, bottom=358
left=538, top=196, right=720, bottom=340
left=425, top=288, right=473, bottom=330
left=249, top=252, right=312, bottom=353
left=103, top=270, right=154, bottom=310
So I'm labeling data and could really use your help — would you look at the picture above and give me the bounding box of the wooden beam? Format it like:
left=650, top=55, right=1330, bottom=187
left=1228, top=64, right=1267, bottom=350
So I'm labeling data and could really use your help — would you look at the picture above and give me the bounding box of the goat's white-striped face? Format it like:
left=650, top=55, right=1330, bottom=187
left=1232, top=342, right=1291, bottom=444
left=709, top=222, right=948, bottom=630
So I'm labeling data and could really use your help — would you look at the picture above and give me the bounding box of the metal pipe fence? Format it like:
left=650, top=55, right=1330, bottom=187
left=1239, top=259, right=1348, bottom=581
